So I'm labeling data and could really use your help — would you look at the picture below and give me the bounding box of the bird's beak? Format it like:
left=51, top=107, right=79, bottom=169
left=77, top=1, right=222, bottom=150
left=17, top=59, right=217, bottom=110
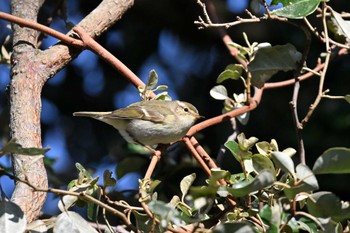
left=195, top=114, right=205, bottom=119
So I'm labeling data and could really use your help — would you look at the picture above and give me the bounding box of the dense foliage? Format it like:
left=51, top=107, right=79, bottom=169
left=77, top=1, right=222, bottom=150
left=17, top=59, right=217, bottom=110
left=1, top=0, right=350, bottom=232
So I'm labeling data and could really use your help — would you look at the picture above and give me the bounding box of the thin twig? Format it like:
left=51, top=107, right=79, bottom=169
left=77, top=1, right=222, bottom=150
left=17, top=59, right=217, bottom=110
left=195, top=16, right=261, bottom=29
left=288, top=21, right=312, bottom=164
left=2, top=171, right=138, bottom=232
left=322, top=95, right=345, bottom=100
left=301, top=3, right=332, bottom=126
left=294, top=211, right=324, bottom=230
left=196, top=0, right=248, bottom=67
left=262, top=0, right=272, bottom=18
left=303, top=14, right=350, bottom=49
left=264, top=63, right=325, bottom=89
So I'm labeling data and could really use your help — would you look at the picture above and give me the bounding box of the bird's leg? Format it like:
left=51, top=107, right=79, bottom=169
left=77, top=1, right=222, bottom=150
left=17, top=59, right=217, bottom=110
left=156, top=144, right=169, bottom=157
left=143, top=144, right=169, bottom=179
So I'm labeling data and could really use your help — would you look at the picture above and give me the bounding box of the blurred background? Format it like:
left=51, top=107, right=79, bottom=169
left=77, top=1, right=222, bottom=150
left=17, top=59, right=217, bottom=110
left=0, top=0, right=350, bottom=216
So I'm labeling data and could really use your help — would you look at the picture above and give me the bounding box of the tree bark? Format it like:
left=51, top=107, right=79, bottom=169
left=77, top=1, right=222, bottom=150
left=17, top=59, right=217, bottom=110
left=10, top=0, right=48, bottom=223
left=9, top=0, right=134, bottom=222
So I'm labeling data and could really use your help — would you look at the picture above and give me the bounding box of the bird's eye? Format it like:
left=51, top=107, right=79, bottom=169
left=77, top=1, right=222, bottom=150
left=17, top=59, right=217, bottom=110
left=183, top=107, right=189, bottom=112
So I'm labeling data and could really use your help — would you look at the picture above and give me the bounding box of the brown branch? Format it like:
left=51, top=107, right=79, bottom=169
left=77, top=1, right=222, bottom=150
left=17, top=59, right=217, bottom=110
left=72, top=27, right=149, bottom=91
left=183, top=137, right=212, bottom=176
left=0, top=11, right=151, bottom=92
left=264, top=63, right=325, bottom=89
left=182, top=87, right=263, bottom=192
left=287, top=20, right=312, bottom=164
left=0, top=11, right=84, bottom=48
left=301, top=3, right=332, bottom=126
left=188, top=88, right=263, bottom=135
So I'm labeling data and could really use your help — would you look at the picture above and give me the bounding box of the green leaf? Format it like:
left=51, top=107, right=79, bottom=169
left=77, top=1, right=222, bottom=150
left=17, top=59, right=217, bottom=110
left=54, top=211, right=98, bottom=233
left=248, top=43, right=302, bottom=88
left=175, top=201, right=193, bottom=217
left=256, top=140, right=278, bottom=156
left=282, top=147, right=297, bottom=157
left=271, top=0, right=284, bottom=6
left=328, top=10, right=350, bottom=44
left=230, top=172, right=252, bottom=183
left=296, top=164, right=318, bottom=189
left=146, top=69, right=158, bottom=90
left=26, top=220, right=48, bottom=232
left=243, top=159, right=255, bottom=175
left=217, top=70, right=240, bottom=83
left=318, top=218, right=343, bottom=233
left=313, top=147, right=350, bottom=174
left=0, top=138, right=49, bottom=156
left=236, top=109, right=250, bottom=126
left=226, top=169, right=274, bottom=197
left=238, top=134, right=259, bottom=151
left=0, top=201, right=26, bottom=233
left=235, top=133, right=258, bottom=152
left=87, top=188, right=101, bottom=221
left=169, top=195, right=181, bottom=207
left=133, top=211, right=162, bottom=233
left=169, top=195, right=193, bottom=217
left=260, top=204, right=282, bottom=230
left=210, top=85, right=228, bottom=100
left=212, top=222, right=255, bottom=233
left=307, top=192, right=350, bottom=222
left=190, top=186, right=218, bottom=198
left=272, top=151, right=296, bottom=178
left=209, top=169, right=231, bottom=186
left=116, top=156, right=149, bottom=179
left=58, top=195, right=79, bottom=212
left=154, top=91, right=172, bottom=101
left=190, top=170, right=228, bottom=198
left=283, top=164, right=319, bottom=199
left=252, top=154, right=275, bottom=173
left=345, top=95, right=350, bottom=104
left=152, top=85, right=168, bottom=92
left=271, top=0, right=321, bottom=19
left=217, top=64, right=243, bottom=83
left=227, top=42, right=249, bottom=57
left=75, top=163, right=93, bottom=182
left=256, top=141, right=270, bottom=156
left=292, top=217, right=318, bottom=233
left=180, top=173, right=196, bottom=202
left=225, top=140, right=250, bottom=161
left=103, top=170, right=116, bottom=188
left=148, top=200, right=179, bottom=228
left=149, top=179, right=161, bottom=192
left=233, top=92, right=247, bottom=104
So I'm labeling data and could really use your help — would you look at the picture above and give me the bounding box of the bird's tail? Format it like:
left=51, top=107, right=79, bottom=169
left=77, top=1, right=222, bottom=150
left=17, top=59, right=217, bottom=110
left=73, top=111, right=111, bottom=118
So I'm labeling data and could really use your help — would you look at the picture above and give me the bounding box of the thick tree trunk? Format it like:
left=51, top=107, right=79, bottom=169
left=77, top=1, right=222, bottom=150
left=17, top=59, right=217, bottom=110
left=10, top=0, right=48, bottom=223
left=9, top=0, right=134, bottom=223
left=9, top=54, right=48, bottom=223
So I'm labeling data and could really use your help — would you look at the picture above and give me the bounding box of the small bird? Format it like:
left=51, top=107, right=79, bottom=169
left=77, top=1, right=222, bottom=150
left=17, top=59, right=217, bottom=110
left=73, top=100, right=201, bottom=146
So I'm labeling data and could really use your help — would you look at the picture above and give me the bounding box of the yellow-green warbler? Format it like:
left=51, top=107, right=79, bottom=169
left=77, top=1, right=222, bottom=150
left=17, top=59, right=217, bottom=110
left=73, top=100, right=201, bottom=146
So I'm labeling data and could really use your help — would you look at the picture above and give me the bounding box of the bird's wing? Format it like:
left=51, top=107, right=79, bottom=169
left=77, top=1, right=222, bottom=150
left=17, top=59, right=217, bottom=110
left=105, top=105, right=166, bottom=122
